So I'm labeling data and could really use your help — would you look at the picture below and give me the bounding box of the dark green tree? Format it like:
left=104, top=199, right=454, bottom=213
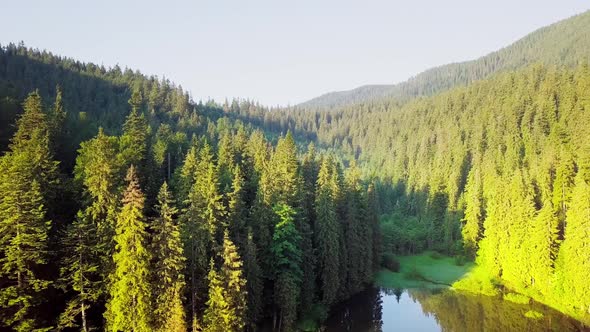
left=271, top=203, right=302, bottom=331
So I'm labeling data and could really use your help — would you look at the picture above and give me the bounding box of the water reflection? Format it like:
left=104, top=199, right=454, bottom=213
left=325, top=288, right=589, bottom=332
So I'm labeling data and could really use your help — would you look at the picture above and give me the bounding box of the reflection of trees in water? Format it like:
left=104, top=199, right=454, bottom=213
left=382, top=287, right=403, bottom=303
left=325, top=287, right=384, bottom=332
left=408, top=289, right=587, bottom=332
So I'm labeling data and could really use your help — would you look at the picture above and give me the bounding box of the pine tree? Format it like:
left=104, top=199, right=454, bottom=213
left=227, top=166, right=247, bottom=247
left=367, top=182, right=381, bottom=274
left=462, top=167, right=484, bottom=256
left=59, top=210, right=101, bottom=332
left=271, top=203, right=302, bottom=332
left=262, top=131, right=300, bottom=206
left=181, top=145, right=222, bottom=331
left=0, top=175, right=51, bottom=331
left=554, top=173, right=590, bottom=313
left=343, top=160, right=370, bottom=293
left=151, top=182, right=186, bottom=332
left=74, top=127, right=121, bottom=293
left=202, top=260, right=230, bottom=332
left=194, top=143, right=226, bottom=240
left=120, top=89, right=149, bottom=180
left=0, top=91, right=57, bottom=331
left=220, top=231, right=247, bottom=331
left=243, top=229, right=263, bottom=329
left=552, top=152, right=575, bottom=225
left=105, top=166, right=152, bottom=332
left=49, top=85, right=66, bottom=158
left=314, top=158, right=340, bottom=305
left=526, top=200, right=558, bottom=295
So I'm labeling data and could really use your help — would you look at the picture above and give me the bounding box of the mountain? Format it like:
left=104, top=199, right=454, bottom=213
left=299, top=10, right=590, bottom=109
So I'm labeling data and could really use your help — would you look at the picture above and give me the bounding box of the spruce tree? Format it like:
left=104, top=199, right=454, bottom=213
left=59, top=210, right=101, bottom=332
left=120, top=89, right=149, bottom=181
left=271, top=203, right=302, bottom=331
left=527, top=200, right=558, bottom=294
left=314, top=158, right=340, bottom=306
left=0, top=175, right=51, bottom=331
left=105, top=166, right=152, bottom=332
left=554, top=173, right=590, bottom=313
left=74, top=127, right=121, bottom=293
left=202, top=260, right=230, bottom=332
left=243, top=229, right=263, bottom=328
left=0, top=91, right=58, bottom=331
left=220, top=230, right=247, bottom=331
left=151, top=182, right=186, bottom=332
left=462, top=167, right=484, bottom=256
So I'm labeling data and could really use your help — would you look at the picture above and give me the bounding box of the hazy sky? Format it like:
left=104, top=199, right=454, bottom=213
left=2, top=1, right=589, bottom=106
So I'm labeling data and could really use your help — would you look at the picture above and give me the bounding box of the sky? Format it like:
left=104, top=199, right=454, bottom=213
left=1, top=1, right=589, bottom=106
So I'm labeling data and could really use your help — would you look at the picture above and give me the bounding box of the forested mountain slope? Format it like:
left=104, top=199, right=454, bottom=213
left=261, top=63, right=590, bottom=322
left=0, top=43, right=287, bottom=170
left=300, top=10, right=590, bottom=109
left=0, top=43, right=380, bottom=331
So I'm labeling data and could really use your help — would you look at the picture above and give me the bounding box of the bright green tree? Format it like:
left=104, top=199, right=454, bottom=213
left=462, top=167, right=484, bottom=256
left=205, top=230, right=247, bottom=332
left=151, top=182, right=186, bottom=332
left=74, top=127, right=122, bottom=292
left=105, top=166, right=152, bottom=332
left=202, top=260, right=230, bottom=332
left=554, top=173, right=590, bottom=313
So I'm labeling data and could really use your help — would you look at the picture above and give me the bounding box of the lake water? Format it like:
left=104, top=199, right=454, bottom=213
left=325, top=287, right=589, bottom=331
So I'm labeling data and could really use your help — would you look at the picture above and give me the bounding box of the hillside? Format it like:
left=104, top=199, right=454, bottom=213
left=299, top=10, right=590, bottom=109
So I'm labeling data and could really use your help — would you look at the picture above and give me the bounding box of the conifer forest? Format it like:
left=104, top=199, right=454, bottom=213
left=1, top=6, right=590, bottom=332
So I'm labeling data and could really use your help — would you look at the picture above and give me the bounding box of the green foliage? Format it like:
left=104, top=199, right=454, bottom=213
left=314, top=157, right=341, bottom=305
left=375, top=252, right=473, bottom=290
left=105, top=166, right=152, bottom=332
left=299, top=10, right=590, bottom=108
left=58, top=211, right=101, bottom=332
left=0, top=91, right=58, bottom=331
left=4, top=12, right=590, bottom=327
left=271, top=203, right=303, bottom=331
left=151, top=182, right=186, bottom=332
left=243, top=229, right=263, bottom=328
left=504, top=293, right=530, bottom=304
left=524, top=310, right=544, bottom=320
left=203, top=231, right=247, bottom=332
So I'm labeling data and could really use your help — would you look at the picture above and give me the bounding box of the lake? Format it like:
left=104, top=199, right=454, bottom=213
left=324, top=287, right=589, bottom=331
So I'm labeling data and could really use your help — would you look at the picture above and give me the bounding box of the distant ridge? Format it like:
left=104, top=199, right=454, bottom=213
left=299, top=10, right=590, bottom=109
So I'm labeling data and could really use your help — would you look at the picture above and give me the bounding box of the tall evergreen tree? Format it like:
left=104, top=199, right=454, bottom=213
left=58, top=210, right=101, bottom=332
left=120, top=89, right=149, bottom=181
left=151, top=182, right=186, bottom=332
left=0, top=91, right=58, bottom=332
left=0, top=176, right=52, bottom=331
left=203, top=231, right=247, bottom=332
left=202, top=260, right=230, bottom=332
left=554, top=173, right=590, bottom=313
left=105, top=166, right=152, bottom=332
left=462, top=167, right=484, bottom=256
left=243, top=229, right=263, bottom=329
left=74, top=127, right=122, bottom=294
left=314, top=158, right=340, bottom=306
left=271, top=203, right=302, bottom=332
